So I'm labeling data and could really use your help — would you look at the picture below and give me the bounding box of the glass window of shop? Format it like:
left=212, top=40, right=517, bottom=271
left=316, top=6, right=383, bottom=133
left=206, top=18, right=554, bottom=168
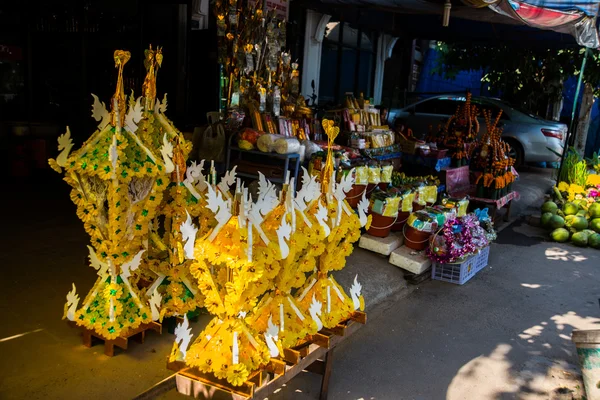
left=318, top=21, right=376, bottom=105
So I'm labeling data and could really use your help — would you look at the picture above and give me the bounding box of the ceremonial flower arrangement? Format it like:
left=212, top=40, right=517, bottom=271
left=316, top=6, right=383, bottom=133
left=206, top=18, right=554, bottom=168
left=52, top=48, right=206, bottom=339
left=470, top=109, right=517, bottom=199
left=427, top=213, right=491, bottom=264
left=169, top=119, right=369, bottom=386
left=442, top=93, right=480, bottom=167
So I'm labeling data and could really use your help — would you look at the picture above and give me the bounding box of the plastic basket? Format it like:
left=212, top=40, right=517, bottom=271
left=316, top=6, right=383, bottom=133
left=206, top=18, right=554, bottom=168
left=431, top=246, right=490, bottom=285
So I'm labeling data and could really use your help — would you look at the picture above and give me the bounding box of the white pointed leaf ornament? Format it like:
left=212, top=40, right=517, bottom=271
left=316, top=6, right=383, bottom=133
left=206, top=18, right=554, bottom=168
left=294, top=168, right=320, bottom=228
left=276, top=218, right=292, bottom=259
left=146, top=270, right=166, bottom=297
left=55, top=127, right=74, bottom=171
left=91, top=93, right=111, bottom=130
left=82, top=247, right=110, bottom=310
left=64, top=283, right=79, bottom=321
left=358, top=191, right=369, bottom=228
left=87, top=245, right=109, bottom=278
left=109, top=134, right=118, bottom=179
left=247, top=172, right=278, bottom=245
left=315, top=200, right=330, bottom=238
left=309, top=294, right=323, bottom=331
left=160, top=133, right=175, bottom=173
left=174, top=314, right=194, bottom=360
left=206, top=184, right=232, bottom=242
left=149, top=290, right=162, bottom=321
left=154, top=93, right=168, bottom=114
left=180, top=210, right=198, bottom=260
left=350, top=275, right=363, bottom=311
left=120, top=249, right=145, bottom=308
left=335, top=168, right=355, bottom=221
left=264, top=315, right=280, bottom=358
left=183, top=160, right=207, bottom=199
left=125, top=96, right=144, bottom=133
left=217, top=165, right=238, bottom=199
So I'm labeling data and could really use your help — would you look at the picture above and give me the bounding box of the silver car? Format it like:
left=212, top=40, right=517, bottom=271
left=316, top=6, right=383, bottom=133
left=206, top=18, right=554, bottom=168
left=389, top=95, right=568, bottom=167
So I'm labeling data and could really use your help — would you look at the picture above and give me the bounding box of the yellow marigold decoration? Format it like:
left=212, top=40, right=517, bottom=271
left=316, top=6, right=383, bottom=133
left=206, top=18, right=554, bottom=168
left=587, top=174, right=600, bottom=187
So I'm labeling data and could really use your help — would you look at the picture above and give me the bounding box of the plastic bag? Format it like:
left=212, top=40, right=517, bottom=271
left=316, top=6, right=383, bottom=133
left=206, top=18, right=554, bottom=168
left=197, top=123, right=225, bottom=162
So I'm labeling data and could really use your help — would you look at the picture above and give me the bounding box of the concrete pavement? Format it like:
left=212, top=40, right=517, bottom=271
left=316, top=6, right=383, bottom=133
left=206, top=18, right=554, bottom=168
left=1, top=166, right=576, bottom=400
left=220, top=221, right=599, bottom=400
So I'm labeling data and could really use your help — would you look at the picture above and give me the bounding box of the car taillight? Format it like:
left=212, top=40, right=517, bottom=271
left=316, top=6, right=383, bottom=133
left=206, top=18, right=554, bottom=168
left=541, top=128, right=563, bottom=140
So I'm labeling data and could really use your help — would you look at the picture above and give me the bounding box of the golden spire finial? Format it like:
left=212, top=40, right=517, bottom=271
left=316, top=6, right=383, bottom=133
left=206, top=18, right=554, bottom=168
left=320, top=119, right=339, bottom=194
left=142, top=45, right=163, bottom=110
left=111, top=50, right=131, bottom=127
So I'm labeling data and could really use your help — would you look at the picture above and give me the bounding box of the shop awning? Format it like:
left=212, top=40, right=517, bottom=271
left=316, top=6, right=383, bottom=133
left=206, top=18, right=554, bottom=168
left=300, top=0, right=600, bottom=47
left=489, top=0, right=600, bottom=47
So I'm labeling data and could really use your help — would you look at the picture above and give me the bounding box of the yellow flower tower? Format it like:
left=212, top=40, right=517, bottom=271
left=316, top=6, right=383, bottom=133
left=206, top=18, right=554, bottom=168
left=294, top=119, right=368, bottom=329
left=50, top=50, right=173, bottom=339
left=178, top=180, right=286, bottom=386
left=133, top=46, right=207, bottom=320
left=247, top=172, right=322, bottom=348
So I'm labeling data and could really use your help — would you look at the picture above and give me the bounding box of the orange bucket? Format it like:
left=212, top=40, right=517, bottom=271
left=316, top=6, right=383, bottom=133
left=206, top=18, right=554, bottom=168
left=345, top=184, right=367, bottom=208
left=366, top=212, right=397, bottom=238
left=403, top=224, right=432, bottom=251
left=391, top=211, right=410, bottom=232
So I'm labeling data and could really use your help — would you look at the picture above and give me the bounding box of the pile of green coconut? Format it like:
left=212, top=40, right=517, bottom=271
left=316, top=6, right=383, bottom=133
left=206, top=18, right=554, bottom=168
left=541, top=201, right=600, bottom=248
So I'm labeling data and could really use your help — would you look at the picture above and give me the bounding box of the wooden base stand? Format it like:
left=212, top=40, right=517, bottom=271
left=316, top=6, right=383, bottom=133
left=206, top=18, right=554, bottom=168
left=166, top=311, right=367, bottom=400
left=70, top=321, right=162, bottom=357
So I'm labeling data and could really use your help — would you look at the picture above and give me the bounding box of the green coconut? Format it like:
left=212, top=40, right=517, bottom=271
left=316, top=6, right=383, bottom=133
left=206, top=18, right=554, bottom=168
left=541, top=212, right=554, bottom=228
left=549, top=215, right=565, bottom=229
left=589, top=233, right=600, bottom=249
left=572, top=231, right=589, bottom=247
left=551, top=228, right=570, bottom=243
left=591, top=218, right=600, bottom=233
left=589, top=203, right=600, bottom=219
left=574, top=199, right=589, bottom=210
left=563, top=202, right=580, bottom=216
left=568, top=216, right=589, bottom=231
left=542, top=201, right=559, bottom=214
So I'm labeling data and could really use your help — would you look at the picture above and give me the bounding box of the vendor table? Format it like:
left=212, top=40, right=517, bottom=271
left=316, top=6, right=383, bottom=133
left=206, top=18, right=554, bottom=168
left=401, top=153, right=451, bottom=172
left=226, top=146, right=301, bottom=184
left=468, top=191, right=519, bottom=223
left=133, top=313, right=366, bottom=400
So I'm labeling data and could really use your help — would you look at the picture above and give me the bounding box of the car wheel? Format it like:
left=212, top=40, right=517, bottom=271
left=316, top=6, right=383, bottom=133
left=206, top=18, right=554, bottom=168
left=505, top=139, right=524, bottom=169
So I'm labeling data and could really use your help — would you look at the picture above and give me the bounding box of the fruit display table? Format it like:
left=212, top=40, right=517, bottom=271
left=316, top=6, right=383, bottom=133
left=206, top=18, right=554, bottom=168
left=468, top=191, right=519, bottom=223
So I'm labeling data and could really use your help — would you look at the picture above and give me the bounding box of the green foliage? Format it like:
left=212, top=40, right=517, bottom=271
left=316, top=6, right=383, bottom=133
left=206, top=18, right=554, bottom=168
left=434, top=43, right=600, bottom=115
left=585, top=151, right=600, bottom=173
left=559, top=146, right=589, bottom=186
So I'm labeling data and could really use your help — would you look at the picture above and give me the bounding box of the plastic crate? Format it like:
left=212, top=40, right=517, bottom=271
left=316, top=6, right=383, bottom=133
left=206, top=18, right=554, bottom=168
left=431, top=246, right=490, bottom=285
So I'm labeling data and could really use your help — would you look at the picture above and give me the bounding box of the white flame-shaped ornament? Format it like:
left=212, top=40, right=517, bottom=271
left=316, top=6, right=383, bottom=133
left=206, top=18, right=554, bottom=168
left=149, top=290, right=162, bottom=321
left=264, top=315, right=280, bottom=358
left=160, top=133, right=175, bottom=173
left=309, top=295, right=323, bottom=331
left=174, top=315, right=194, bottom=360
left=180, top=210, right=198, bottom=260
left=64, top=283, right=79, bottom=321
left=350, top=275, right=363, bottom=311
left=357, top=192, right=369, bottom=228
